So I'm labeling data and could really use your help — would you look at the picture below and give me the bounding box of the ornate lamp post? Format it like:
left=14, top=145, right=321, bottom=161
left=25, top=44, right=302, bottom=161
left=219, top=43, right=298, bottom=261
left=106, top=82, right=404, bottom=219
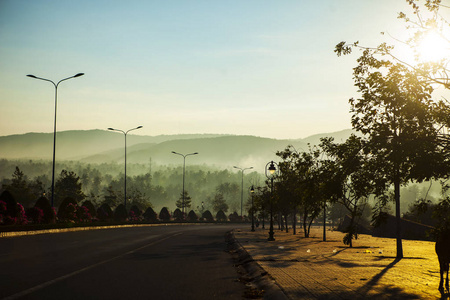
left=27, top=73, right=84, bottom=207
left=172, top=151, right=198, bottom=219
left=250, top=185, right=255, bottom=232
left=265, top=161, right=278, bottom=241
left=234, top=166, right=253, bottom=218
left=108, top=126, right=143, bottom=207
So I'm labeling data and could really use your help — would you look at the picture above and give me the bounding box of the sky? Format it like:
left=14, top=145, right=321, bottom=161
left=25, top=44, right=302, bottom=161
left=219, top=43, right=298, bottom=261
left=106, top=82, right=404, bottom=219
left=0, top=0, right=431, bottom=139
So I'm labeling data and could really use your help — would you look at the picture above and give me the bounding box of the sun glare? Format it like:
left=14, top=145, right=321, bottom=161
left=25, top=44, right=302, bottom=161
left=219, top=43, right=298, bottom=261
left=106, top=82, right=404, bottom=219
left=416, top=31, right=448, bottom=62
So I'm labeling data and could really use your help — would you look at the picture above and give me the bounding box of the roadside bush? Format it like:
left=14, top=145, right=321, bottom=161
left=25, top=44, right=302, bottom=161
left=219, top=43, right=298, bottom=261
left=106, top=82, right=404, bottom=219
left=129, top=205, right=142, bottom=222
left=173, top=208, right=183, bottom=221
left=202, top=210, right=214, bottom=222
left=159, top=207, right=170, bottom=222
left=228, top=212, right=240, bottom=222
left=216, top=210, right=227, bottom=222
left=143, top=207, right=157, bottom=222
left=187, top=210, right=198, bottom=222
left=0, top=191, right=18, bottom=223
left=16, top=203, right=28, bottom=225
left=114, top=204, right=128, bottom=222
left=57, top=197, right=77, bottom=221
left=35, top=196, right=56, bottom=224
left=97, top=203, right=113, bottom=221
left=26, top=206, right=44, bottom=224
left=81, top=200, right=96, bottom=220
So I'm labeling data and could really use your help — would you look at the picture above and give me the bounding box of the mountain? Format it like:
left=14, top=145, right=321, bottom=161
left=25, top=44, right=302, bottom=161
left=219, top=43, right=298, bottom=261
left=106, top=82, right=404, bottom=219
left=0, top=129, right=355, bottom=168
left=0, top=130, right=227, bottom=161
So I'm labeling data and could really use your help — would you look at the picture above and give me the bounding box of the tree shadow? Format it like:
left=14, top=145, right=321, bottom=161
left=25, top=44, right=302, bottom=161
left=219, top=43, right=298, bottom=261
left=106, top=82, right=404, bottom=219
left=353, top=257, right=421, bottom=299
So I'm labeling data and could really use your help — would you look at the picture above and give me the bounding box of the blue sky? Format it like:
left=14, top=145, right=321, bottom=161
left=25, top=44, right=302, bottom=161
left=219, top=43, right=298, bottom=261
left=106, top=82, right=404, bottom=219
left=0, top=0, right=416, bottom=139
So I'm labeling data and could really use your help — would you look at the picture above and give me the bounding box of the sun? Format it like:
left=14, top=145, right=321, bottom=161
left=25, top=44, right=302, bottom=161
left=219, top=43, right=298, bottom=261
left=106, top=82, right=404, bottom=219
left=415, top=30, right=448, bottom=62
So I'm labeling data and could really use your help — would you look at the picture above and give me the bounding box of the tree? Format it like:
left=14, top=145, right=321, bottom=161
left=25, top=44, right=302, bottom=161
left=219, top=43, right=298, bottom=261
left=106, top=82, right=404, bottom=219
left=54, top=170, right=86, bottom=208
left=202, top=210, right=214, bottom=222
left=143, top=207, right=157, bottom=222
left=0, top=190, right=18, bottom=223
left=335, top=1, right=449, bottom=89
left=211, top=193, right=229, bottom=213
left=3, top=167, right=38, bottom=208
left=57, top=197, right=78, bottom=221
left=276, top=146, right=324, bottom=237
left=216, top=210, right=227, bottom=222
left=97, top=203, right=113, bottom=221
left=187, top=210, right=198, bottom=222
left=159, top=207, right=171, bottom=222
left=129, top=205, right=142, bottom=222
left=173, top=208, right=183, bottom=221
left=114, top=204, right=128, bottom=222
left=34, top=196, right=56, bottom=224
left=81, top=200, right=96, bottom=220
left=340, top=51, right=446, bottom=258
left=321, top=135, right=373, bottom=247
left=175, top=190, right=192, bottom=212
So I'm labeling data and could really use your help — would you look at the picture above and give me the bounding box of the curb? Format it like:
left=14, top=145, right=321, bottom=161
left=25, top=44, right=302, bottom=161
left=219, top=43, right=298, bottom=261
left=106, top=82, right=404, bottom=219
left=227, top=230, right=289, bottom=300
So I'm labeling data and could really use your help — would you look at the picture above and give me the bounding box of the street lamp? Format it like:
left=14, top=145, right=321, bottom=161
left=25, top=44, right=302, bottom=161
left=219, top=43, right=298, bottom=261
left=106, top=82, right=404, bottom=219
left=265, top=160, right=278, bottom=241
left=108, top=126, right=143, bottom=208
left=27, top=73, right=84, bottom=207
left=233, top=166, right=253, bottom=218
left=250, top=185, right=255, bottom=232
left=172, top=151, right=198, bottom=219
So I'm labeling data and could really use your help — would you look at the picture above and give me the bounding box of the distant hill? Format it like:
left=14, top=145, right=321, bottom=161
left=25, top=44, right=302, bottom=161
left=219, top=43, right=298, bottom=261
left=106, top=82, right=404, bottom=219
left=0, top=130, right=227, bottom=161
left=0, top=129, right=355, bottom=168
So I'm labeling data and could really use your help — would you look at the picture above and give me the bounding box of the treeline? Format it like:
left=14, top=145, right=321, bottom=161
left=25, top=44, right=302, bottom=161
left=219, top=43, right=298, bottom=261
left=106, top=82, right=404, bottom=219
left=0, top=161, right=263, bottom=215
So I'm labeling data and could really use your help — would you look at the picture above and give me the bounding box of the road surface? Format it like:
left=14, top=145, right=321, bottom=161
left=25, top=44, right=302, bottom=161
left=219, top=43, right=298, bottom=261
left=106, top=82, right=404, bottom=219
left=0, top=224, right=247, bottom=300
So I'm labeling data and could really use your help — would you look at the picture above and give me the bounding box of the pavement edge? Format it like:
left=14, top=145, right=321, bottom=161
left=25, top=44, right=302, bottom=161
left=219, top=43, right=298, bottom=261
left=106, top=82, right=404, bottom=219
left=226, top=230, right=289, bottom=300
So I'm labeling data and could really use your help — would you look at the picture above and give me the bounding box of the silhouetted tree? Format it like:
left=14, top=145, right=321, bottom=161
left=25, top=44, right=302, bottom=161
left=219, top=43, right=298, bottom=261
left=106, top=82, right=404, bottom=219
left=97, top=203, right=113, bottom=221
left=159, top=207, right=171, bottom=222
left=211, top=193, right=228, bottom=213
left=176, top=190, right=192, bottom=212
left=81, top=200, right=96, bottom=220
left=187, top=210, right=198, bottom=222
left=54, top=170, right=85, bottom=208
left=34, top=196, right=55, bottom=223
left=202, top=210, right=214, bottom=222
left=173, top=208, right=183, bottom=221
left=0, top=190, right=18, bottom=223
left=129, top=205, right=142, bottom=222
left=114, top=204, right=128, bottom=222
left=143, top=207, right=157, bottom=222
left=57, top=197, right=77, bottom=221
left=228, top=212, right=240, bottom=222
left=216, top=210, right=227, bottom=222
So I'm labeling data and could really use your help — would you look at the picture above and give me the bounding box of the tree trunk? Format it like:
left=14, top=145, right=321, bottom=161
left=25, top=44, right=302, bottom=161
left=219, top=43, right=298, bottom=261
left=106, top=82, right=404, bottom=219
left=285, top=214, right=289, bottom=233
left=394, top=176, right=403, bottom=259
left=303, top=209, right=309, bottom=237
left=293, top=209, right=297, bottom=235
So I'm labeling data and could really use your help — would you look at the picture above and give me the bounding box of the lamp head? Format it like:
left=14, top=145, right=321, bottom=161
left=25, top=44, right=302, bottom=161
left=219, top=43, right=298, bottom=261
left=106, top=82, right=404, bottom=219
left=107, top=128, right=115, bottom=131
left=27, top=74, right=37, bottom=78
left=250, top=185, right=255, bottom=193
left=74, top=73, right=84, bottom=78
left=136, top=125, right=143, bottom=129
left=268, top=161, right=276, bottom=175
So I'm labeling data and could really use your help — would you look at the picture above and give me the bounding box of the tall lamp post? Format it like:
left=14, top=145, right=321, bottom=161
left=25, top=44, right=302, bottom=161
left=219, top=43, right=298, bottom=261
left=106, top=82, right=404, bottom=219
left=250, top=185, right=255, bottom=232
left=27, top=73, right=84, bottom=207
left=265, top=161, right=278, bottom=241
left=108, top=126, right=143, bottom=208
left=234, top=166, right=253, bottom=218
left=172, top=151, right=198, bottom=219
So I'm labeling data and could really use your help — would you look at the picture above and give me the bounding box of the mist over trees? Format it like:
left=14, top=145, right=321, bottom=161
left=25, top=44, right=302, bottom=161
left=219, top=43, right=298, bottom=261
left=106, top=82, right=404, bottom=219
left=0, top=160, right=262, bottom=215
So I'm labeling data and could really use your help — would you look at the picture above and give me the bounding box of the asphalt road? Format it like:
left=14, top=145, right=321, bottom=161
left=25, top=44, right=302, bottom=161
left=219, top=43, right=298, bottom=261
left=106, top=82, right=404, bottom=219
left=0, top=224, right=248, bottom=300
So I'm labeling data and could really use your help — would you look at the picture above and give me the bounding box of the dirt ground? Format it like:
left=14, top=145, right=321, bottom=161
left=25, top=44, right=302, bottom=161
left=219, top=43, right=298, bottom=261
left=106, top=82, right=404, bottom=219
left=234, top=226, right=445, bottom=299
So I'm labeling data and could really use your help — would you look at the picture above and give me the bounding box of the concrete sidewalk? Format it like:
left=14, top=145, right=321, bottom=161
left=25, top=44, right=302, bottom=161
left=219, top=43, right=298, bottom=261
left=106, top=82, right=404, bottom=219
left=234, top=226, right=442, bottom=299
